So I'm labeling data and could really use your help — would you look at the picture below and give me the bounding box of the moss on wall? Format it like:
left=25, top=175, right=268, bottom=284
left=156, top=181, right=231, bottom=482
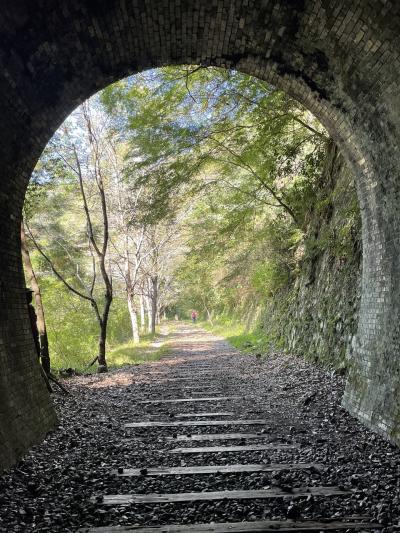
left=260, top=143, right=362, bottom=370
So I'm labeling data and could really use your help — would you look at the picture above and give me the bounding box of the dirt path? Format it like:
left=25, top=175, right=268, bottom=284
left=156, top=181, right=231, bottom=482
left=0, top=324, right=398, bottom=532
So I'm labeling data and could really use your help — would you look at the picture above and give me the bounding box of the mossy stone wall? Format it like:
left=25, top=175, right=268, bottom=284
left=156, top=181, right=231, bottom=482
left=261, top=144, right=362, bottom=371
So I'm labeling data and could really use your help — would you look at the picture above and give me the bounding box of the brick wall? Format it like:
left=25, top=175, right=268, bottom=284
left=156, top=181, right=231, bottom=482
left=1, top=0, right=400, bottom=470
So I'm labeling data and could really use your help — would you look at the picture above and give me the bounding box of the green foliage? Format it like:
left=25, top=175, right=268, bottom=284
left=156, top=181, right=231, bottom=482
left=38, top=276, right=98, bottom=369
left=25, top=65, right=346, bottom=373
left=107, top=66, right=328, bottom=322
left=38, top=274, right=133, bottom=370
left=108, top=338, right=170, bottom=369
left=251, top=262, right=290, bottom=297
left=101, top=66, right=327, bottom=227
left=303, top=177, right=361, bottom=264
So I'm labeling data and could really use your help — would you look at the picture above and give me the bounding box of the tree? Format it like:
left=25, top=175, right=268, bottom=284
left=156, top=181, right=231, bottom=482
left=21, top=217, right=51, bottom=374
left=102, top=66, right=327, bottom=231
left=28, top=100, right=113, bottom=371
left=101, top=66, right=327, bottom=322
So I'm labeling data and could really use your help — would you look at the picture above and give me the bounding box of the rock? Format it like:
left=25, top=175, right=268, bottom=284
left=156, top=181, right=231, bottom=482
left=303, top=392, right=317, bottom=405
left=287, top=503, right=301, bottom=519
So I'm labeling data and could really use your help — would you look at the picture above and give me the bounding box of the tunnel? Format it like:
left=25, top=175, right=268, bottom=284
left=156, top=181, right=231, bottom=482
left=1, top=0, right=400, bottom=470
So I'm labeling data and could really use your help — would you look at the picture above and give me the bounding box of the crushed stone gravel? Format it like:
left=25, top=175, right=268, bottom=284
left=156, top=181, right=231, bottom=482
left=0, top=324, right=399, bottom=532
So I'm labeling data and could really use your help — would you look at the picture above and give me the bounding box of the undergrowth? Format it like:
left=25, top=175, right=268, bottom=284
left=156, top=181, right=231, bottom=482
left=53, top=327, right=171, bottom=373
left=107, top=334, right=170, bottom=370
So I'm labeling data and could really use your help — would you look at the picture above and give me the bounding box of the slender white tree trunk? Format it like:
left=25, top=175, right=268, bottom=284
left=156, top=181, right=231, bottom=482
left=145, top=291, right=153, bottom=334
left=127, top=292, right=140, bottom=344
left=123, top=232, right=141, bottom=343
left=147, top=298, right=153, bottom=334
left=139, top=294, right=145, bottom=331
left=150, top=276, right=157, bottom=335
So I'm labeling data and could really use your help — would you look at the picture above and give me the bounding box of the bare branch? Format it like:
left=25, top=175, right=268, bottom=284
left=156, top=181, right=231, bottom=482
left=25, top=222, right=96, bottom=304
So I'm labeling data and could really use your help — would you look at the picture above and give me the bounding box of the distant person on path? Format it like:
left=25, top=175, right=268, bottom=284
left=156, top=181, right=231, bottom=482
left=191, top=310, right=198, bottom=323
left=26, top=288, right=40, bottom=358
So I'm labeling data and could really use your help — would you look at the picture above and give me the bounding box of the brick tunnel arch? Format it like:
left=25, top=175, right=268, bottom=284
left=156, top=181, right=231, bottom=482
left=1, top=0, right=400, bottom=470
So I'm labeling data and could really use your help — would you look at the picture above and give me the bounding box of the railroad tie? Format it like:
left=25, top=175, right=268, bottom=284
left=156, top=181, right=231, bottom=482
left=113, top=462, right=322, bottom=477
left=165, top=432, right=284, bottom=441
left=169, top=443, right=298, bottom=453
left=91, top=486, right=351, bottom=505
left=80, top=518, right=381, bottom=532
left=125, top=419, right=270, bottom=428
left=139, top=396, right=242, bottom=403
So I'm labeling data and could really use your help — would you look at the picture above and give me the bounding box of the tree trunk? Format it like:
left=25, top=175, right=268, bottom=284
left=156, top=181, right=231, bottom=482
left=127, top=292, right=140, bottom=343
left=98, top=320, right=107, bottom=368
left=145, top=291, right=153, bottom=334
left=124, top=244, right=140, bottom=344
left=151, top=275, right=158, bottom=335
left=201, top=295, right=213, bottom=325
left=139, top=294, right=145, bottom=331
left=81, top=104, right=113, bottom=372
left=147, top=297, right=153, bottom=334
left=98, top=287, right=111, bottom=370
left=21, top=219, right=51, bottom=374
left=96, top=288, right=112, bottom=371
left=96, top=285, right=112, bottom=372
